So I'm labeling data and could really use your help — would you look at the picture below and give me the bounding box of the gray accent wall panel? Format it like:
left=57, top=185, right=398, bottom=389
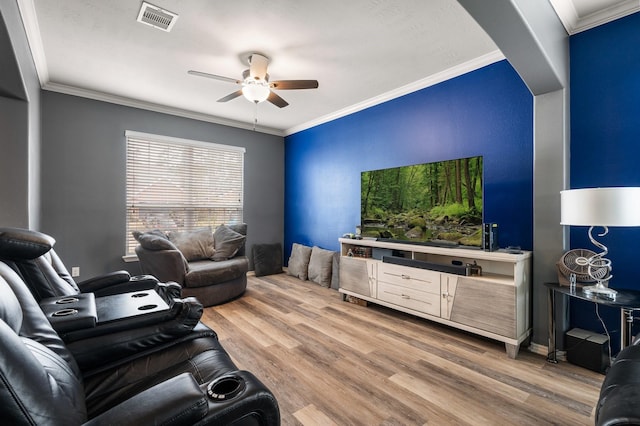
left=0, top=96, right=29, bottom=227
left=0, top=0, right=41, bottom=229
left=40, top=91, right=284, bottom=279
left=458, top=0, right=570, bottom=348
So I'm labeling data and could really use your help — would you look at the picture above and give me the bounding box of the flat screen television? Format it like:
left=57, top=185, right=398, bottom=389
left=361, top=156, right=483, bottom=246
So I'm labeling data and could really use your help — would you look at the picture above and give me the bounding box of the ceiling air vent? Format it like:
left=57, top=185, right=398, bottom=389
left=136, top=2, right=178, bottom=32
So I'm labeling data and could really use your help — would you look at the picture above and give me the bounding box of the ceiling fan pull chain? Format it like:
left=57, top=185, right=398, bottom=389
left=253, top=101, right=258, bottom=131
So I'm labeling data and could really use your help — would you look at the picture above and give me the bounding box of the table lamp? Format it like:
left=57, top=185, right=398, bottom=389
left=560, top=187, right=640, bottom=299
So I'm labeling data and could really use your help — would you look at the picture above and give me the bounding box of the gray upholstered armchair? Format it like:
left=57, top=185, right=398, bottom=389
left=135, top=224, right=248, bottom=307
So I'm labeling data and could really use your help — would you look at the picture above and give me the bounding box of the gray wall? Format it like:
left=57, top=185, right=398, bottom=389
left=0, top=0, right=41, bottom=229
left=0, top=96, right=29, bottom=226
left=40, top=91, right=284, bottom=279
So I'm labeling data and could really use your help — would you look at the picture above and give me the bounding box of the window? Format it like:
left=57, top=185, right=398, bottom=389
left=125, top=131, right=244, bottom=255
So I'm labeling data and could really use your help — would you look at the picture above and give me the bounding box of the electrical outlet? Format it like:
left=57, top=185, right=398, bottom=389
left=71, top=267, right=80, bottom=277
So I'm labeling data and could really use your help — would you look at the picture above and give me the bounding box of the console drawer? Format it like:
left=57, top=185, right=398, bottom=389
left=378, top=263, right=441, bottom=294
left=377, top=281, right=441, bottom=316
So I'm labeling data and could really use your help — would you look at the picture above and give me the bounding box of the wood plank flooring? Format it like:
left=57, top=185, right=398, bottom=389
left=202, top=273, right=603, bottom=425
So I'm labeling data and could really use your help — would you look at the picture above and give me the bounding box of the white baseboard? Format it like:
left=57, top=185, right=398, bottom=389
left=528, top=342, right=566, bottom=361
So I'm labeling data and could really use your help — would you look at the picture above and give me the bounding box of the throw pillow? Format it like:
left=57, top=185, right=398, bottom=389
left=167, top=227, right=216, bottom=261
left=212, top=224, right=246, bottom=261
left=330, top=252, right=340, bottom=290
left=226, top=223, right=247, bottom=236
left=132, top=230, right=177, bottom=251
left=226, top=223, right=247, bottom=256
left=252, top=243, right=283, bottom=277
left=308, top=246, right=335, bottom=287
left=287, top=243, right=312, bottom=281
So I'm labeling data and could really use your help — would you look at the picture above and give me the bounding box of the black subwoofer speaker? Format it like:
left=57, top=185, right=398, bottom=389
left=565, top=328, right=610, bottom=374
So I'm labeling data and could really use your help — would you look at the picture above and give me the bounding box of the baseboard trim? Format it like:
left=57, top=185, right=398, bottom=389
left=528, top=342, right=566, bottom=361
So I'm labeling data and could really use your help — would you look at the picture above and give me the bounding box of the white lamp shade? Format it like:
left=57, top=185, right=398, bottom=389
left=242, top=83, right=270, bottom=103
left=560, top=187, right=640, bottom=226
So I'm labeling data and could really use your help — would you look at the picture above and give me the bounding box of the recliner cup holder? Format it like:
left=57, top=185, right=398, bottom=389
left=130, top=292, right=149, bottom=298
left=206, top=375, right=246, bottom=402
left=52, top=308, right=78, bottom=317
left=137, top=304, right=158, bottom=311
left=55, top=297, right=80, bottom=304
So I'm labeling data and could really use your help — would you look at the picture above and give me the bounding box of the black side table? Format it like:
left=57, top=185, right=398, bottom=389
left=545, top=282, right=640, bottom=362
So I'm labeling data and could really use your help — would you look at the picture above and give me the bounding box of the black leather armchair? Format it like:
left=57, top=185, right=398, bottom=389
left=595, top=338, right=640, bottom=425
left=0, top=260, right=280, bottom=425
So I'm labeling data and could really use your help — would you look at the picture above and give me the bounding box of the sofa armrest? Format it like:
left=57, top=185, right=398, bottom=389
left=84, top=373, right=208, bottom=426
left=78, top=272, right=168, bottom=298
left=596, top=344, right=640, bottom=425
left=136, top=246, right=188, bottom=285
left=199, top=370, right=280, bottom=426
left=86, top=370, right=280, bottom=426
left=596, top=384, right=640, bottom=426
left=77, top=270, right=131, bottom=292
left=66, top=297, right=204, bottom=371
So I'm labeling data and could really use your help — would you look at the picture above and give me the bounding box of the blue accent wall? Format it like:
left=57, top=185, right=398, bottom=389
left=569, top=12, right=640, bottom=348
left=570, top=12, right=640, bottom=288
left=284, top=60, right=533, bottom=259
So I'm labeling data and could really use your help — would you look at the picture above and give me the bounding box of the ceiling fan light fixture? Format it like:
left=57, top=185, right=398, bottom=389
left=189, top=53, right=318, bottom=108
left=242, top=79, right=270, bottom=103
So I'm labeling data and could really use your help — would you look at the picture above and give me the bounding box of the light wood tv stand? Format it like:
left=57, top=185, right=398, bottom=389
left=338, top=238, right=532, bottom=358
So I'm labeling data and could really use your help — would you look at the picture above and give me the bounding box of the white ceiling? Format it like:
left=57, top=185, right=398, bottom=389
left=17, top=0, right=638, bottom=136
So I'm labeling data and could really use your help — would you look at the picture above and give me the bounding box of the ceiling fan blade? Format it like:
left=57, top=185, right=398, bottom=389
left=188, top=70, right=240, bottom=84
left=270, top=80, right=319, bottom=90
left=217, top=90, right=243, bottom=102
left=267, top=91, right=289, bottom=108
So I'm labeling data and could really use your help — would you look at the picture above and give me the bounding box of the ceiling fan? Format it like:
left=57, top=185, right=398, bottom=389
left=188, top=53, right=319, bottom=108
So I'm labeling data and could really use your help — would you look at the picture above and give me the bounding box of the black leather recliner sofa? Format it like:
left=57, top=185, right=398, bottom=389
left=0, top=258, right=280, bottom=424
left=0, top=227, right=210, bottom=370
left=0, top=226, right=180, bottom=302
left=595, top=339, right=640, bottom=425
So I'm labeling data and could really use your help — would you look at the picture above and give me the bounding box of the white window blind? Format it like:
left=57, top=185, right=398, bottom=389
left=125, top=131, right=245, bottom=255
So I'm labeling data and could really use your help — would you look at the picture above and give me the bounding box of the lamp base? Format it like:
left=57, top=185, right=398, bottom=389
left=583, top=282, right=617, bottom=300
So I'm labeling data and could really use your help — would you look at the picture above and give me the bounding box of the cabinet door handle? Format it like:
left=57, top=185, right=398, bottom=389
left=401, top=294, right=410, bottom=299
left=401, top=274, right=411, bottom=280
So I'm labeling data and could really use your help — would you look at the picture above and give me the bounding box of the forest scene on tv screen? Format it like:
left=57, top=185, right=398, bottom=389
left=361, top=156, right=483, bottom=246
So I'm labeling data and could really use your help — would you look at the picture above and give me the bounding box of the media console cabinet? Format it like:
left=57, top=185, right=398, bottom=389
left=338, top=238, right=532, bottom=358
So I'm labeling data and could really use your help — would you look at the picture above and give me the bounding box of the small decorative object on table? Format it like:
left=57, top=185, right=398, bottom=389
left=355, top=225, right=362, bottom=240
left=556, top=248, right=604, bottom=287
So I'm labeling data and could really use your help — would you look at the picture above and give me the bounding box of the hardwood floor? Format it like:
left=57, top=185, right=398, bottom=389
left=202, top=273, right=603, bottom=425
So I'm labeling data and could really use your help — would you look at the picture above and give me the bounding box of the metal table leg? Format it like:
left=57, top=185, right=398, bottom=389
left=621, top=308, right=634, bottom=348
left=547, top=287, right=557, bottom=363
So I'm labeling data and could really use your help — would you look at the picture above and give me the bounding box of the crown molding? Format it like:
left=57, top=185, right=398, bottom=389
left=41, top=51, right=506, bottom=138
left=42, top=82, right=285, bottom=136
left=16, top=0, right=48, bottom=86
left=550, top=0, right=640, bottom=35
left=284, top=50, right=505, bottom=136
